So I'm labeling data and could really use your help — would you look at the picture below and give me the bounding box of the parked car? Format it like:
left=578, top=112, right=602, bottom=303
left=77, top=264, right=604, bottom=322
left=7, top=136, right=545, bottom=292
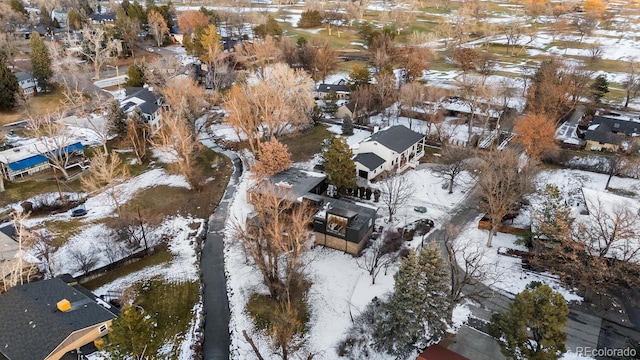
left=414, top=206, right=427, bottom=213
left=71, top=206, right=87, bottom=217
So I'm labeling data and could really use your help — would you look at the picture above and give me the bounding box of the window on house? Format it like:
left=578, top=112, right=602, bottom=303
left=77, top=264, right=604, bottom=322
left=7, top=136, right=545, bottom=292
left=614, top=123, right=620, bottom=128
left=99, top=324, right=108, bottom=333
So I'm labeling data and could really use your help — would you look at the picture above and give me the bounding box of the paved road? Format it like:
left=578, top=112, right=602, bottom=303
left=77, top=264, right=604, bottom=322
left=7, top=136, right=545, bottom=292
left=200, top=138, right=242, bottom=360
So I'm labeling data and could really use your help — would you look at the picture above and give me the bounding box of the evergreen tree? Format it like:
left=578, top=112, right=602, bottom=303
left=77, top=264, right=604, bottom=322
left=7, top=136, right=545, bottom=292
left=489, top=282, right=569, bottom=360
left=298, top=10, right=323, bottom=28
left=106, top=99, right=127, bottom=137
left=103, top=305, right=159, bottom=358
left=0, top=57, right=20, bottom=111
left=342, top=115, right=354, bottom=135
left=124, top=64, right=146, bottom=87
left=30, top=32, right=53, bottom=92
left=10, top=0, right=27, bottom=15
left=348, top=65, right=371, bottom=90
left=323, top=137, right=356, bottom=195
left=373, top=245, right=450, bottom=359
left=253, top=15, right=282, bottom=39
left=589, top=74, right=609, bottom=104
left=323, top=90, right=338, bottom=117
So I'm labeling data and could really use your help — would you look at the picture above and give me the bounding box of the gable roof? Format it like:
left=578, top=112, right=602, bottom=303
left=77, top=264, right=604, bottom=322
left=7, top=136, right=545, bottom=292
left=317, top=83, right=350, bottom=93
left=591, top=115, right=640, bottom=136
left=0, top=278, right=118, bottom=360
left=584, top=123, right=624, bottom=145
left=14, top=72, right=33, bottom=83
left=353, top=152, right=385, bottom=170
left=364, top=125, right=424, bottom=153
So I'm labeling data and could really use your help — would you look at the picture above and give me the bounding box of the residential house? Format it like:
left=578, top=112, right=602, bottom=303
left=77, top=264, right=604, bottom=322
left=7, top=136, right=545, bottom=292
left=353, top=125, right=426, bottom=180
left=310, top=195, right=377, bottom=256
left=120, top=87, right=163, bottom=129
left=0, top=140, right=85, bottom=181
left=417, top=345, right=469, bottom=360
left=336, top=101, right=356, bottom=121
left=584, top=114, right=640, bottom=152
left=247, top=167, right=377, bottom=255
left=315, top=80, right=350, bottom=100
left=0, top=277, right=119, bottom=360
left=88, top=13, right=116, bottom=26
left=14, top=72, right=38, bottom=97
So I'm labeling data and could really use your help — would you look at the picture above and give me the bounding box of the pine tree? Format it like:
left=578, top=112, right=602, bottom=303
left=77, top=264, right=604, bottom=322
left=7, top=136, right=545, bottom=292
left=373, top=244, right=450, bottom=359
left=489, top=282, right=569, bottom=360
left=0, top=57, right=20, bottom=111
left=253, top=15, right=282, bottom=39
left=341, top=115, right=354, bottom=135
left=323, top=90, right=338, bottom=117
left=30, top=32, right=53, bottom=92
left=323, top=137, right=356, bottom=195
left=298, top=10, right=323, bottom=28
left=124, top=64, right=146, bottom=87
left=590, top=74, right=609, bottom=104
left=105, top=99, right=127, bottom=138
left=103, top=305, right=159, bottom=358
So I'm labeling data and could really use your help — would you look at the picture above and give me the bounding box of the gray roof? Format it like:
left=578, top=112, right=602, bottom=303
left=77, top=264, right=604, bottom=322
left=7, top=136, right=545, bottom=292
left=353, top=152, right=385, bottom=170
left=254, top=167, right=326, bottom=202
left=317, top=83, right=350, bottom=93
left=139, top=101, right=160, bottom=115
left=0, top=278, right=118, bottom=360
left=592, top=115, right=640, bottom=136
left=14, top=72, right=33, bottom=82
left=365, top=125, right=424, bottom=153
left=584, top=123, right=624, bottom=145
left=124, top=88, right=160, bottom=104
left=311, top=195, right=377, bottom=241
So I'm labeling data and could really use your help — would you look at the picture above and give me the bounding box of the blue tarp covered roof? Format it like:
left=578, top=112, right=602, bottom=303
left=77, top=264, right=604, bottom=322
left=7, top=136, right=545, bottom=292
left=7, top=142, right=84, bottom=172
left=8, top=154, right=48, bottom=171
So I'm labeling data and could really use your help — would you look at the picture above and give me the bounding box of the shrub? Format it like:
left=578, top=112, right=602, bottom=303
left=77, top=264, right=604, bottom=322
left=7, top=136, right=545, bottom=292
left=298, top=10, right=323, bottom=28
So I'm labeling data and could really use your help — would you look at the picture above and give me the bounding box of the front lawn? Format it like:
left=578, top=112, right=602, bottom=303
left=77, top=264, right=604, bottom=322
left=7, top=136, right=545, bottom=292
left=280, top=125, right=334, bottom=163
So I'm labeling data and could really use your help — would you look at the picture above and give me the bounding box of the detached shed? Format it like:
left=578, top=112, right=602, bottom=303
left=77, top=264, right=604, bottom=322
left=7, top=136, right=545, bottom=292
left=417, top=345, right=469, bottom=360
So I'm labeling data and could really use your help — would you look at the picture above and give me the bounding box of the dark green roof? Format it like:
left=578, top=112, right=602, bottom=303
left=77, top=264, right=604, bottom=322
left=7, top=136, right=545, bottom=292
left=0, top=278, right=118, bottom=360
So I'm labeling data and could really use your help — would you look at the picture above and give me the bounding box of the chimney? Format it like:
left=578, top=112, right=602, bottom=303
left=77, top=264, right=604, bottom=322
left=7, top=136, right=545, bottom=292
left=373, top=125, right=379, bottom=133
left=57, top=299, right=71, bottom=312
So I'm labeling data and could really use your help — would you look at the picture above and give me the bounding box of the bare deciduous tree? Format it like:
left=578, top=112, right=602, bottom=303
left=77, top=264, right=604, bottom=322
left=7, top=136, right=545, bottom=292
left=474, top=149, right=536, bottom=247
left=79, top=26, right=117, bottom=80
left=2, top=212, right=38, bottom=293
left=233, top=187, right=314, bottom=302
left=68, top=246, right=98, bottom=275
left=251, top=139, right=293, bottom=179
left=379, top=174, right=413, bottom=223
left=81, top=151, right=130, bottom=214
left=234, top=36, right=282, bottom=79
left=148, top=10, right=169, bottom=47
left=151, top=108, right=202, bottom=189
left=126, top=109, right=150, bottom=164
left=432, top=146, right=471, bottom=194
left=161, top=77, right=207, bottom=135
left=224, top=63, right=314, bottom=153
left=357, top=230, right=403, bottom=285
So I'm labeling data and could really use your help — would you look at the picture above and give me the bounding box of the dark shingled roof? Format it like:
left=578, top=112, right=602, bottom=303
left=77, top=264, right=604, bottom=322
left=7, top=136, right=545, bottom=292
left=317, top=83, right=350, bottom=93
left=584, top=123, right=624, bottom=145
left=365, top=125, right=424, bottom=153
left=353, top=152, right=385, bottom=171
left=253, top=167, right=326, bottom=202
left=0, top=278, right=118, bottom=360
left=14, top=72, right=33, bottom=83
left=592, top=115, right=640, bottom=136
